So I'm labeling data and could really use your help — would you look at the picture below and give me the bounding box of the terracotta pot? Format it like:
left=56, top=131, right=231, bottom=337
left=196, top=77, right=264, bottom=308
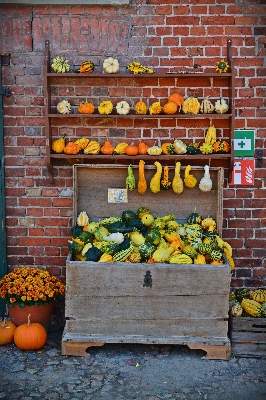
left=8, top=302, right=54, bottom=331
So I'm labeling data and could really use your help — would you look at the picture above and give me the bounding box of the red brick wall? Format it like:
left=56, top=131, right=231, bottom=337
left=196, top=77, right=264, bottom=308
left=0, top=0, right=265, bottom=289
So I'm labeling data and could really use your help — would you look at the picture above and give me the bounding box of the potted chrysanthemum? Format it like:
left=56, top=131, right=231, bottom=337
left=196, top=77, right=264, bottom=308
left=0, top=267, right=65, bottom=329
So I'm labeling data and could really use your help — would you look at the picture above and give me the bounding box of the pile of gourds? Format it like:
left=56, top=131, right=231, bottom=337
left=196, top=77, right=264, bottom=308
left=69, top=208, right=235, bottom=269
left=230, top=288, right=266, bottom=318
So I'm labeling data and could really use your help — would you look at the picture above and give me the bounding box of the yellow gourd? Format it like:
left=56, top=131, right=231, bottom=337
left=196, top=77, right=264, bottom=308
left=138, top=160, right=147, bottom=195
left=52, top=137, right=65, bottom=153
left=184, top=165, right=197, bottom=188
left=150, top=161, right=163, bottom=193
left=74, top=137, right=89, bottom=150
left=172, top=162, right=184, bottom=194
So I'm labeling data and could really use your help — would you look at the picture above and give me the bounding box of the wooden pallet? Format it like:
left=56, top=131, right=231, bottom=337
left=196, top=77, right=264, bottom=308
left=229, top=316, right=266, bottom=358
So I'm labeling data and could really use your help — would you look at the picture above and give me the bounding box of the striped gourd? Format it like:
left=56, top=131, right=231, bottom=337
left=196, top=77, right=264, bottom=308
left=164, top=230, right=181, bottom=243
left=210, top=249, right=223, bottom=262
left=198, top=243, right=212, bottom=255
left=261, top=301, right=266, bottom=317
left=194, top=253, right=206, bottom=264
left=169, top=254, right=193, bottom=264
left=241, top=299, right=262, bottom=317
left=113, top=244, right=134, bottom=262
left=182, top=245, right=197, bottom=259
left=98, top=253, right=113, bottom=262
left=250, top=289, right=266, bottom=303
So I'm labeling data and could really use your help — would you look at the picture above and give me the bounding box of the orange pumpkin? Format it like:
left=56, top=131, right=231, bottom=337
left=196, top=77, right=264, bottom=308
left=14, top=314, right=47, bottom=350
left=125, top=143, right=139, bottom=156
left=0, top=319, right=17, bottom=345
left=163, top=101, right=178, bottom=115
left=100, top=140, right=115, bottom=155
left=63, top=141, right=81, bottom=155
left=138, top=141, right=149, bottom=155
left=168, top=92, right=184, bottom=110
left=78, top=100, right=94, bottom=114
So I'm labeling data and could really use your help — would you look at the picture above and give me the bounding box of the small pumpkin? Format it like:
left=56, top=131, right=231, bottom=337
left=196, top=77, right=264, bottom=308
left=52, top=137, right=65, bottom=153
left=63, top=141, right=81, bottom=155
left=116, top=101, right=131, bottom=115
left=14, top=314, right=48, bottom=350
left=147, top=145, right=162, bottom=156
left=161, top=142, right=175, bottom=155
left=57, top=100, right=71, bottom=114
left=138, top=140, right=149, bottom=155
left=213, top=140, right=230, bottom=154
left=101, top=140, right=115, bottom=155
left=134, top=99, right=148, bottom=115
left=125, top=143, right=139, bottom=156
left=0, top=319, right=17, bottom=346
left=168, top=92, right=184, bottom=110
left=78, top=99, right=95, bottom=114
left=98, top=100, right=113, bottom=115
left=163, top=101, right=178, bottom=115
left=103, top=57, right=120, bottom=74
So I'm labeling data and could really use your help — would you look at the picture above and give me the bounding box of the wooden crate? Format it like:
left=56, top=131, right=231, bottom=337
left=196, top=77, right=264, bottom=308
left=229, top=316, right=266, bottom=358
left=62, top=164, right=231, bottom=360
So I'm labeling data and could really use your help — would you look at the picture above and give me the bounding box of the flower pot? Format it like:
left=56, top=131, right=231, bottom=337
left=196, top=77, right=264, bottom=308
left=8, top=302, right=54, bottom=331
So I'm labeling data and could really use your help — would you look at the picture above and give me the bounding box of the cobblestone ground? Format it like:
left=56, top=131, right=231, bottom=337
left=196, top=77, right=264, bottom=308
left=1, top=329, right=266, bottom=400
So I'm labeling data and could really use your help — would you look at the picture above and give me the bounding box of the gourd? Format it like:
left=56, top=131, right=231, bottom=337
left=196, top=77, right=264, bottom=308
left=261, top=301, right=266, bottom=317
left=147, top=145, right=162, bottom=156
left=168, top=92, right=184, bottom=110
left=164, top=230, right=181, bottom=243
left=186, top=143, right=199, bottom=155
left=199, top=165, right=212, bottom=192
left=163, top=101, right=178, bottom=115
left=172, top=161, right=184, bottom=194
left=141, top=213, right=155, bottom=227
left=63, top=141, right=81, bottom=155
left=161, top=166, right=171, bottom=190
left=182, top=245, right=198, bottom=259
left=250, top=289, right=266, bottom=303
left=200, top=97, right=214, bottom=114
left=94, top=226, right=110, bottom=241
left=101, top=140, right=115, bottom=155
left=202, top=217, right=216, bottom=230
left=0, top=319, right=17, bottom=345
left=130, top=231, right=145, bottom=246
left=138, top=141, right=149, bottom=155
left=170, top=240, right=184, bottom=252
left=57, top=100, right=71, bottom=114
left=215, top=98, right=229, bottom=114
left=161, top=142, right=175, bottom=155
left=136, top=207, right=150, bottom=219
left=215, top=59, right=230, bottom=73
left=173, top=139, right=187, bottom=154
left=235, top=288, right=251, bottom=303
left=198, top=243, right=212, bottom=255
left=182, top=96, right=200, bottom=114
left=125, top=143, right=139, bottom=156
left=127, top=248, right=142, bottom=263
left=98, top=253, right=113, bottom=262
left=150, top=161, right=163, bottom=193
left=139, top=242, right=155, bottom=260
left=98, top=100, right=113, bottom=115
left=194, top=253, right=206, bottom=264
left=241, top=299, right=262, bottom=317
left=149, top=101, right=162, bottom=115
left=121, top=210, right=137, bottom=222
left=78, top=99, right=94, bottom=114
left=84, top=140, right=101, bottom=155
left=94, top=241, right=120, bottom=256
left=200, top=143, right=213, bottom=155
left=113, top=244, right=134, bottom=262
left=169, top=254, right=193, bottom=264
left=152, top=246, right=174, bottom=263
left=78, top=60, right=95, bottom=74
left=77, top=211, right=89, bottom=227
left=51, top=56, right=70, bottom=73
left=125, top=165, right=136, bottom=191
left=14, top=314, right=47, bottom=350
left=213, top=140, right=230, bottom=153
left=126, top=61, right=153, bottom=74
left=103, top=57, right=119, bottom=73
left=205, top=125, right=216, bottom=145
left=102, top=232, right=124, bottom=244
left=145, top=228, right=161, bottom=246
left=210, top=249, right=223, bottom=262
left=138, top=160, right=147, bottom=195
left=85, top=246, right=103, bottom=262
left=187, top=209, right=202, bottom=225
left=231, top=303, right=243, bottom=317
left=74, top=137, right=89, bottom=150
left=114, top=142, right=129, bottom=155
left=134, top=99, right=148, bottom=115
left=116, top=101, right=131, bottom=115
left=184, top=165, right=197, bottom=188
left=52, top=137, right=65, bottom=153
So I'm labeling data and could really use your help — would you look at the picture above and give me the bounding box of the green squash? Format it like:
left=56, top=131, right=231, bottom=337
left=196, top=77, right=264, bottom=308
left=145, top=229, right=161, bottom=246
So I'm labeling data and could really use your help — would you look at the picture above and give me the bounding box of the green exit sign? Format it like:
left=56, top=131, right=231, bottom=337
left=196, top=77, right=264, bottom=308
left=234, top=130, right=255, bottom=157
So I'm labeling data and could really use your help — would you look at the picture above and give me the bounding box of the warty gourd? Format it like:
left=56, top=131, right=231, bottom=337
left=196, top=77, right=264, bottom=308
left=199, top=165, right=212, bottom=192
left=138, top=160, right=147, bottom=195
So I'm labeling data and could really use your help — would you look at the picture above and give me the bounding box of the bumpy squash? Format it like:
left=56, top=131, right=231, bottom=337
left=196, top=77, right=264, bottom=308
left=182, top=97, right=200, bottom=114
left=138, top=160, right=147, bottom=195
left=149, top=101, right=162, bottom=115
left=163, top=101, right=178, bottom=115
left=161, top=166, right=171, bottom=190
left=52, top=137, right=65, bottom=153
left=78, top=100, right=94, bottom=114
left=64, top=141, right=81, bottom=155
left=231, top=303, right=243, bottom=317
left=57, top=100, right=71, bottom=114
left=101, top=140, right=115, bottom=155
left=84, top=140, right=101, bottom=155
left=98, top=100, right=113, bottom=115
left=134, top=99, right=148, bottom=115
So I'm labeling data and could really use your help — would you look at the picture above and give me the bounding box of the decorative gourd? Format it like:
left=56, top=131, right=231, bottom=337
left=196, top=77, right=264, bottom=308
left=164, top=230, right=181, bottom=243
left=213, top=140, right=230, bottom=153
left=83, top=140, right=101, bottom=155
left=205, top=125, right=216, bottom=145
left=231, top=303, right=243, bottom=317
left=235, top=288, right=251, bottom=303
left=0, top=319, right=17, bottom=346
left=127, top=248, right=142, bottom=263
left=125, top=143, right=139, bottom=156
left=98, top=100, right=113, bottom=115
left=250, top=289, right=266, bottom=303
left=169, top=254, right=193, bottom=264
left=187, top=209, right=202, bottom=224
left=125, top=165, right=136, bottom=191
left=200, top=97, right=214, bottom=114
left=150, top=161, right=163, bottom=193
left=163, top=101, right=178, bottom=115
left=145, top=229, right=161, bottom=246
left=172, top=161, right=184, bottom=194
left=98, top=253, right=113, bottom=262
left=170, top=240, right=184, bottom=252
left=241, top=299, right=262, bottom=317
left=261, top=301, right=266, bottom=317
left=103, top=57, right=119, bottom=74
left=214, top=98, right=229, bottom=114
left=199, top=165, right=212, bottom=192
left=161, top=166, right=171, bottom=190
left=138, top=141, right=149, bottom=155
left=182, top=96, right=200, bottom=114
left=57, top=100, right=71, bottom=114
left=78, top=99, right=94, bottom=114
left=113, top=244, right=134, bottom=262
left=74, top=137, right=89, bottom=150
left=210, top=249, right=223, bottom=262
left=215, top=59, right=230, bottom=73
left=182, top=245, right=198, bottom=259
left=152, top=246, right=174, bottom=263
left=161, top=142, right=175, bottom=155
left=149, top=101, right=162, bottom=115
left=201, top=217, right=216, bottom=230
left=198, top=243, right=212, bottom=255
left=130, top=231, right=145, bottom=246
left=101, top=140, right=115, bottom=155
left=126, top=61, right=153, bottom=74
left=114, top=142, right=129, bottom=155
left=14, top=314, right=48, bottom=350
left=199, top=142, right=213, bottom=155
left=141, top=213, right=154, bottom=227
left=51, top=56, right=70, bottom=73
left=78, top=60, right=95, bottom=74
left=102, top=232, right=124, bottom=244
left=77, top=211, right=89, bottom=227
left=134, top=99, right=148, bottom=115
left=63, top=141, right=81, bottom=155
left=138, top=160, right=147, bottom=195
left=116, top=101, right=131, bottom=115
left=184, top=165, right=197, bottom=188
left=147, top=145, right=162, bottom=156
left=173, top=139, right=187, bottom=154
left=194, top=253, right=206, bottom=264
left=136, top=206, right=150, bottom=219
left=52, top=137, right=65, bottom=153
left=186, top=143, right=199, bottom=155
left=139, top=242, right=155, bottom=260
left=168, top=92, right=184, bottom=110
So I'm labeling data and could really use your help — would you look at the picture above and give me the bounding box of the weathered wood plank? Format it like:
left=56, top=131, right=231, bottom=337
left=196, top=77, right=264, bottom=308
left=231, top=343, right=266, bottom=358
left=231, top=332, right=266, bottom=343
left=230, top=317, right=266, bottom=331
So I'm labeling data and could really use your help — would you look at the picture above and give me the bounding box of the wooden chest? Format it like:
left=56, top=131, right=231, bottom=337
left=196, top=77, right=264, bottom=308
left=62, top=164, right=231, bottom=360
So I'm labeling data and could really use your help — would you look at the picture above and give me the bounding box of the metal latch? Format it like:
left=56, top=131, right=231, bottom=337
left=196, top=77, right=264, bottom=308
left=257, top=149, right=262, bottom=168
left=0, top=88, right=10, bottom=97
left=143, top=270, right=152, bottom=287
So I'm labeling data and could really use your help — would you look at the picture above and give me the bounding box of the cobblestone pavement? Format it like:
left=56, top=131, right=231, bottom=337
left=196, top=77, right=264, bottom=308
left=1, top=329, right=266, bottom=400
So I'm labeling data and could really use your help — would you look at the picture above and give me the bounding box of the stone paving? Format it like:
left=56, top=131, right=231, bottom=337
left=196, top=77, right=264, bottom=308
left=1, top=328, right=266, bottom=400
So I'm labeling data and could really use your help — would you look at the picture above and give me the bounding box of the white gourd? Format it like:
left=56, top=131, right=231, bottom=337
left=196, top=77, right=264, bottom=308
left=199, top=165, right=212, bottom=192
left=116, top=101, right=131, bottom=115
left=103, top=57, right=120, bottom=73
left=57, top=100, right=71, bottom=114
left=214, top=98, right=229, bottom=114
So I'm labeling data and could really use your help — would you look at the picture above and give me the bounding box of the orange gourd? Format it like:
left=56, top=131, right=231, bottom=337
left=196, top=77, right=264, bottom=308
left=125, top=143, right=139, bottom=156
left=78, top=99, right=94, bottom=114
left=163, top=101, right=178, bottom=115
left=0, top=319, right=17, bottom=345
left=63, top=141, right=81, bottom=155
left=138, top=141, right=149, bottom=155
left=14, top=314, right=47, bottom=350
left=168, top=92, right=184, bottom=110
left=100, top=140, right=115, bottom=155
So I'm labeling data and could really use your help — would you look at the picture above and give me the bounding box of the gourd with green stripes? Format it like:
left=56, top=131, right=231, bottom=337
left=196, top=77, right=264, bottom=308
left=113, top=244, right=134, bottom=262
